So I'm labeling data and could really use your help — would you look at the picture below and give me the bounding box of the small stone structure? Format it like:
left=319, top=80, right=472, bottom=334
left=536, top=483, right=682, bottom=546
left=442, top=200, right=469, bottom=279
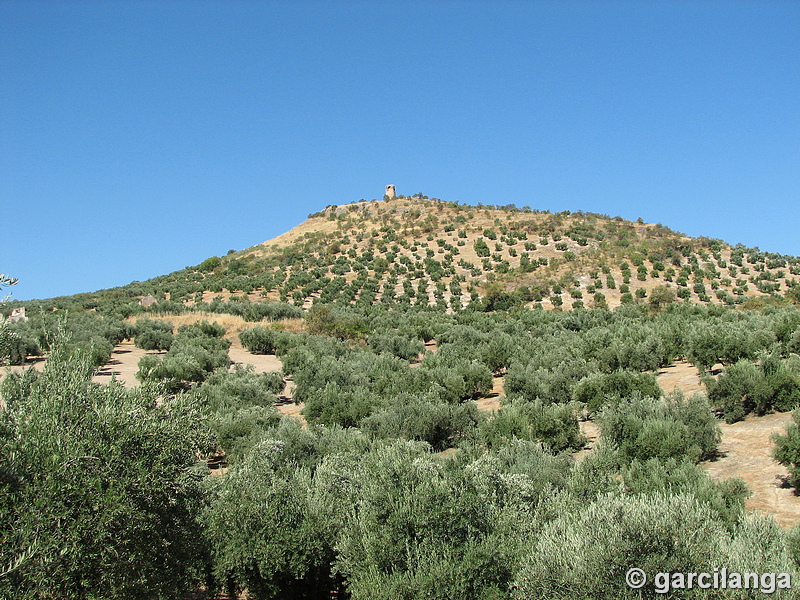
left=385, top=184, right=396, bottom=199
left=139, top=294, right=158, bottom=307
left=8, top=307, right=27, bottom=323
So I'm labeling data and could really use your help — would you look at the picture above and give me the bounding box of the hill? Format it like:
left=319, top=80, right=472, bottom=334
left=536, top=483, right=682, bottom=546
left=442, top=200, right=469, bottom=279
left=6, top=194, right=800, bottom=318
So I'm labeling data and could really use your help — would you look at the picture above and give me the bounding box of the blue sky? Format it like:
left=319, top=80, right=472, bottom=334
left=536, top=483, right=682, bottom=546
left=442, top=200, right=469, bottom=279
left=2, top=0, right=798, bottom=301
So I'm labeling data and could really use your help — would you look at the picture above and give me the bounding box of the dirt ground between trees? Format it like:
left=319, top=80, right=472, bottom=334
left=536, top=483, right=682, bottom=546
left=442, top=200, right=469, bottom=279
left=1, top=335, right=300, bottom=419
left=575, top=361, right=800, bottom=528
left=657, top=361, right=800, bottom=528
left=705, top=411, right=799, bottom=527
left=92, top=341, right=160, bottom=387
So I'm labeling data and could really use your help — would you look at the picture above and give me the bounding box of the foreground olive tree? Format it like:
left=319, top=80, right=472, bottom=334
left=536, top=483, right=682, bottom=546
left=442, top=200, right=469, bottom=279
left=0, top=338, right=214, bottom=599
left=0, top=273, right=19, bottom=364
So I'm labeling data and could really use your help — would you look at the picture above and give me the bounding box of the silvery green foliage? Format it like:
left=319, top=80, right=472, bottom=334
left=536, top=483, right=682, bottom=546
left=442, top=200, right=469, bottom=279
left=0, top=336, right=213, bottom=599
left=0, top=313, right=19, bottom=365
left=202, top=429, right=370, bottom=599
left=513, top=492, right=798, bottom=600
left=772, top=410, right=800, bottom=490
left=479, top=397, right=585, bottom=453
left=597, top=393, right=721, bottom=463
left=512, top=493, right=727, bottom=600
left=334, top=440, right=509, bottom=600
left=724, top=515, right=798, bottom=599
left=0, top=273, right=19, bottom=364
left=360, top=392, right=480, bottom=451
left=239, top=325, right=277, bottom=354
left=203, top=439, right=326, bottom=600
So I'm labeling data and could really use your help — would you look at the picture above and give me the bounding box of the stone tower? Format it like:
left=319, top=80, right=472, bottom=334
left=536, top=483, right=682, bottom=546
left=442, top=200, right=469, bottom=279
left=385, top=184, right=396, bottom=199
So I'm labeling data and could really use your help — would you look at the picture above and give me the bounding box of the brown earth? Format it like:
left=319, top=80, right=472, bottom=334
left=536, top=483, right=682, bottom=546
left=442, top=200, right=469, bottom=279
left=475, top=376, right=504, bottom=412
left=0, top=355, right=46, bottom=380
left=656, top=359, right=709, bottom=396
left=228, top=337, right=284, bottom=375
left=570, top=360, right=800, bottom=528
left=14, top=330, right=304, bottom=422
left=704, top=412, right=799, bottom=528
left=660, top=361, right=800, bottom=528
left=574, top=419, right=600, bottom=461
left=92, top=340, right=162, bottom=387
left=233, top=198, right=779, bottom=312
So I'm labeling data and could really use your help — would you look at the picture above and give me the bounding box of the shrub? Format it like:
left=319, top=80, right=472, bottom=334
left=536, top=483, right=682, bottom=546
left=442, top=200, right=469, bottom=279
left=621, top=458, right=748, bottom=528
left=706, top=357, right=800, bottom=423
left=688, top=322, right=774, bottom=373
left=198, top=255, right=222, bottom=271
left=573, top=370, right=662, bottom=413
left=214, top=406, right=282, bottom=461
left=67, top=337, right=114, bottom=367
left=200, top=299, right=303, bottom=322
left=305, top=305, right=369, bottom=340
left=0, top=340, right=214, bottom=599
left=598, top=393, right=720, bottom=463
left=133, top=318, right=174, bottom=351
left=0, top=318, right=40, bottom=365
left=473, top=238, right=490, bottom=257
left=137, top=322, right=231, bottom=391
left=335, top=440, right=508, bottom=600
left=648, top=285, right=676, bottom=311
left=360, top=394, right=480, bottom=451
left=240, top=326, right=277, bottom=354
left=367, top=333, right=425, bottom=360
left=512, top=493, right=730, bottom=600
left=774, top=410, right=800, bottom=490
left=202, top=440, right=344, bottom=600
left=480, top=398, right=586, bottom=453
left=196, top=365, right=284, bottom=414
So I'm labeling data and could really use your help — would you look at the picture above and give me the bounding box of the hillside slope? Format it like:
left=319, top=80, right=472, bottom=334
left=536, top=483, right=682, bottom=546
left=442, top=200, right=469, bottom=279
left=158, top=195, right=800, bottom=312
left=12, top=195, right=800, bottom=313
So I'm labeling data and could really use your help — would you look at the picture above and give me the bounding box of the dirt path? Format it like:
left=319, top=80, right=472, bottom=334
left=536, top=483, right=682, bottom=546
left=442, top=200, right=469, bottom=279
left=656, top=360, right=707, bottom=396
left=225, top=338, right=302, bottom=421
left=88, top=337, right=304, bottom=421
left=274, top=379, right=302, bottom=421
left=659, top=362, right=800, bottom=528
left=573, top=419, right=600, bottom=460
left=0, top=356, right=46, bottom=381
left=15, top=345, right=800, bottom=527
left=475, top=376, right=504, bottom=412
left=704, top=412, right=799, bottom=528
left=228, top=337, right=283, bottom=374
left=92, top=340, right=162, bottom=387
left=579, top=359, right=800, bottom=528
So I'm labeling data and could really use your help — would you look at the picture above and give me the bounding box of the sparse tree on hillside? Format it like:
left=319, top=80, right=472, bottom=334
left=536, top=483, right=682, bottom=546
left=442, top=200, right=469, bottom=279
left=648, top=285, right=677, bottom=312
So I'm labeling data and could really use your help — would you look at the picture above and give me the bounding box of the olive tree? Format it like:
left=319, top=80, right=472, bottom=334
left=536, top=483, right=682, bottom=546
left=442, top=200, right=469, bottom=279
left=0, top=339, right=214, bottom=599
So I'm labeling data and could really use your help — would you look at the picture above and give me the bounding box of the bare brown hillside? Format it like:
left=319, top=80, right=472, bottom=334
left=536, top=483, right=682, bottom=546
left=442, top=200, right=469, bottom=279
left=161, top=195, right=795, bottom=314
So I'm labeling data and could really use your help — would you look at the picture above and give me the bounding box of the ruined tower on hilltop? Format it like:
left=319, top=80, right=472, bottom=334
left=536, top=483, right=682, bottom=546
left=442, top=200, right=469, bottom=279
left=385, top=184, right=396, bottom=199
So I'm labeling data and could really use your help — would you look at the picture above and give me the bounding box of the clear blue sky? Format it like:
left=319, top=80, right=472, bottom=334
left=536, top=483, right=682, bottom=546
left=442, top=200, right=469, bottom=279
left=2, top=0, right=798, bottom=301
